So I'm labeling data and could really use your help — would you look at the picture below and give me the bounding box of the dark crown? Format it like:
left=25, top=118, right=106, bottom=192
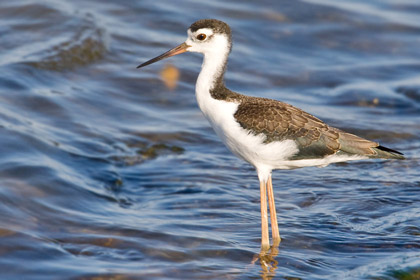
left=189, top=19, right=232, bottom=37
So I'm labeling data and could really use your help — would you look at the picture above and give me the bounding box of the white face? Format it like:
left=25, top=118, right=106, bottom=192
left=185, top=28, right=229, bottom=55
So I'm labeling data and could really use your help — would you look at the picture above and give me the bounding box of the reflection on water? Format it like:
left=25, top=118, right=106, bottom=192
left=0, top=0, right=419, bottom=279
left=254, top=245, right=280, bottom=280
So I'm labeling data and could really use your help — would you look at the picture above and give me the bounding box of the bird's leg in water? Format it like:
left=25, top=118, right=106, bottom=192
left=267, top=175, right=280, bottom=246
left=260, top=179, right=269, bottom=249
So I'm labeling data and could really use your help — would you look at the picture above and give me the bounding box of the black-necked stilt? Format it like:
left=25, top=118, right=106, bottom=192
left=138, top=19, right=404, bottom=249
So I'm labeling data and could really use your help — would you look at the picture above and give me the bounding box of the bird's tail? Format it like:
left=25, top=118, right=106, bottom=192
left=335, top=128, right=405, bottom=160
left=371, top=145, right=405, bottom=160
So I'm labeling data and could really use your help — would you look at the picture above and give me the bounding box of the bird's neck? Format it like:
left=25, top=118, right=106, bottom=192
left=196, top=50, right=229, bottom=102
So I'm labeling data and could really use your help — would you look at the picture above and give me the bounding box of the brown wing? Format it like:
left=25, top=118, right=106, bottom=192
left=233, top=96, right=385, bottom=160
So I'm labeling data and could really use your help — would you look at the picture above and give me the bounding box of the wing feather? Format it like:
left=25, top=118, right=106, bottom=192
left=233, top=96, right=399, bottom=160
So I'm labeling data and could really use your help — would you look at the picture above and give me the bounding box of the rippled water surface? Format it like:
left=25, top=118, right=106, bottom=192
left=1, top=1, right=419, bottom=279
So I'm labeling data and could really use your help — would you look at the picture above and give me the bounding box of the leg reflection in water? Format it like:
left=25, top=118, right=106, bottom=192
left=251, top=244, right=279, bottom=279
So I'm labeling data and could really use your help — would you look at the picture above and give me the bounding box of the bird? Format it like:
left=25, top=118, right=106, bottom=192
left=137, top=19, right=404, bottom=249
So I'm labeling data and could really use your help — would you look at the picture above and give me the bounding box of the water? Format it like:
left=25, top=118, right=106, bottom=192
left=1, top=0, right=419, bottom=279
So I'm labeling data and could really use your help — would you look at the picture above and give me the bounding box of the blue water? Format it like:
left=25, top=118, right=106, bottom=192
left=0, top=0, right=419, bottom=279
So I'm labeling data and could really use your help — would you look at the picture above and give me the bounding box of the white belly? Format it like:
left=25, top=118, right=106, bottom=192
left=196, top=96, right=299, bottom=171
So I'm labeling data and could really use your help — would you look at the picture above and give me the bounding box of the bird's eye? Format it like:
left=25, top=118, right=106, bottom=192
left=196, top=33, right=206, bottom=41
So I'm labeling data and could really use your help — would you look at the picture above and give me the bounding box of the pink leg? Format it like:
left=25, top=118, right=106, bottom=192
left=267, top=175, right=281, bottom=245
left=259, top=179, right=269, bottom=249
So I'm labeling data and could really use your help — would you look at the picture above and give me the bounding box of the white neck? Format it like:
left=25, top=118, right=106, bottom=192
left=196, top=53, right=227, bottom=94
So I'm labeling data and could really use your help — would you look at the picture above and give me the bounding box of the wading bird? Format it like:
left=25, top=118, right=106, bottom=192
left=137, top=19, right=404, bottom=249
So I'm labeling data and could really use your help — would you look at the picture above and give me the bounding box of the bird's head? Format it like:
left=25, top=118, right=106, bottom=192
left=137, top=19, right=232, bottom=68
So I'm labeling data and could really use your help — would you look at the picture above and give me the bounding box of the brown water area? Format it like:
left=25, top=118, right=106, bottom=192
left=0, top=0, right=419, bottom=279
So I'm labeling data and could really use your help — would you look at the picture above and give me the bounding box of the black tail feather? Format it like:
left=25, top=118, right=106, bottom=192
left=376, top=145, right=404, bottom=156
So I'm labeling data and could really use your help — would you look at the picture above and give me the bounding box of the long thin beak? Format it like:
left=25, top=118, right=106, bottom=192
left=137, top=42, right=190, bottom=68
